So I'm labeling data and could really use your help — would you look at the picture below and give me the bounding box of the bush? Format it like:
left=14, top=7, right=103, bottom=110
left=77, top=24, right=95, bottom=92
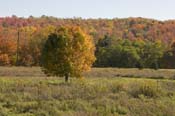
left=128, top=82, right=159, bottom=98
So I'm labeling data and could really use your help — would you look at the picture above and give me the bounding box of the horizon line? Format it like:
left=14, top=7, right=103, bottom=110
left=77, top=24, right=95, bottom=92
left=0, top=15, right=175, bottom=21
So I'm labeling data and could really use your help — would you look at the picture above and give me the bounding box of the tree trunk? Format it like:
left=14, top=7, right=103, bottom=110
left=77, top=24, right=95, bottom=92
left=65, top=73, right=69, bottom=82
left=154, top=60, right=159, bottom=70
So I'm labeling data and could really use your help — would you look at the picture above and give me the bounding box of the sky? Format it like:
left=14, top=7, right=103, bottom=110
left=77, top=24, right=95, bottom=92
left=0, top=0, right=174, bottom=20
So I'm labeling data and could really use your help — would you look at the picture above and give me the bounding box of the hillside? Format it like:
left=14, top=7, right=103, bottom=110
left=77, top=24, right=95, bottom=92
left=1, top=16, right=175, bottom=42
left=0, top=16, right=175, bottom=68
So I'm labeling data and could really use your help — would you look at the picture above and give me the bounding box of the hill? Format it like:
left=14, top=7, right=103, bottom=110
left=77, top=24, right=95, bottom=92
left=0, top=16, right=175, bottom=68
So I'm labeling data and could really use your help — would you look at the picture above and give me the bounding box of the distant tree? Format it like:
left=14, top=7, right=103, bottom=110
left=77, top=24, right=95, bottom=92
left=119, top=40, right=140, bottom=68
left=41, top=26, right=96, bottom=82
left=161, top=41, right=175, bottom=68
left=140, top=40, right=165, bottom=69
left=28, top=25, right=55, bottom=66
left=0, top=54, right=10, bottom=65
left=94, top=34, right=119, bottom=67
left=95, top=37, right=141, bottom=68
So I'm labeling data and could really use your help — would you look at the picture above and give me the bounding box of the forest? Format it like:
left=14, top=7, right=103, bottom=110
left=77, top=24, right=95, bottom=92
left=0, top=15, right=175, bottom=68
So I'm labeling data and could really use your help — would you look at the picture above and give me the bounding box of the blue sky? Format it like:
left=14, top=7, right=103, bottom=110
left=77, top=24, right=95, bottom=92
left=0, top=0, right=174, bottom=20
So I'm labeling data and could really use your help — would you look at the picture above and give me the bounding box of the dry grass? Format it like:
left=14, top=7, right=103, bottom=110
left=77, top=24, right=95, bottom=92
left=0, top=67, right=175, bottom=79
left=0, top=67, right=45, bottom=77
left=85, top=68, right=175, bottom=79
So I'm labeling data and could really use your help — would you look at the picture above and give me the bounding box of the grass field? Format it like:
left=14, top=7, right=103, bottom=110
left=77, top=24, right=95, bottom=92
left=0, top=67, right=175, bottom=116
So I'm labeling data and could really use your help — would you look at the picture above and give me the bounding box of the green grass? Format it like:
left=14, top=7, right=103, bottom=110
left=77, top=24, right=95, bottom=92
left=0, top=67, right=175, bottom=116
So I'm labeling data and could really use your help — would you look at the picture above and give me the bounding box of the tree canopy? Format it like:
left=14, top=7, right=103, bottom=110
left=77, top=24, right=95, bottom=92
left=41, top=26, right=96, bottom=82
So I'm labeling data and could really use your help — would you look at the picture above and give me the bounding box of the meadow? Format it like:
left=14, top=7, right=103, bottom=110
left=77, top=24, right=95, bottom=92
left=0, top=67, right=174, bottom=116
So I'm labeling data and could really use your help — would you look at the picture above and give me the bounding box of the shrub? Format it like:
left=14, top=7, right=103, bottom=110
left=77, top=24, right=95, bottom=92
left=128, top=82, right=159, bottom=98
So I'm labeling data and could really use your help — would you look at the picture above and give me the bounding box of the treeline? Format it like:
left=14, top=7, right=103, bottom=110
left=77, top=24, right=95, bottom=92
left=0, top=16, right=175, bottom=68
left=95, top=35, right=175, bottom=69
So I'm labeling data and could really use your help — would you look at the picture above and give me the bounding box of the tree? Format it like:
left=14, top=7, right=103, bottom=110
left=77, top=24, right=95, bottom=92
left=140, top=40, right=165, bottom=69
left=28, top=25, right=55, bottom=66
left=95, top=37, right=140, bottom=68
left=40, top=26, right=96, bottom=82
left=161, top=41, right=175, bottom=68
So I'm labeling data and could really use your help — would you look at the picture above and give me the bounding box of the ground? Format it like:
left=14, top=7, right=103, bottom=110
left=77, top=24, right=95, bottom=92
left=0, top=67, right=174, bottom=116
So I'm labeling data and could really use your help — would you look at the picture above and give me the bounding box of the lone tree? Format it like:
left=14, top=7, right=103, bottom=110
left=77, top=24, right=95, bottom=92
left=40, top=26, right=96, bottom=82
